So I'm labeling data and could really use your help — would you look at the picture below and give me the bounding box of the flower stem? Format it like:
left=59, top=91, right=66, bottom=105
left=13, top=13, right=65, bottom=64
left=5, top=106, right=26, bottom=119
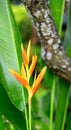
left=50, top=77, right=56, bottom=130
left=24, top=104, right=29, bottom=130
left=23, top=90, right=29, bottom=130
left=28, top=93, right=32, bottom=130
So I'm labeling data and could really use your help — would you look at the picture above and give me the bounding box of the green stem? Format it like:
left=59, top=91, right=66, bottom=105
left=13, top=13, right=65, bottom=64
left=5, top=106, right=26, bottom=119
left=62, top=87, right=70, bottom=130
left=24, top=104, right=29, bottom=130
left=23, top=89, right=29, bottom=130
left=50, top=77, right=56, bottom=130
left=28, top=93, right=32, bottom=130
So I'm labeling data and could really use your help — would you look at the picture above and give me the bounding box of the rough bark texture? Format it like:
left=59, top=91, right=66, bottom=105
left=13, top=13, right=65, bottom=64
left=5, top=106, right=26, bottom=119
left=21, top=0, right=71, bottom=83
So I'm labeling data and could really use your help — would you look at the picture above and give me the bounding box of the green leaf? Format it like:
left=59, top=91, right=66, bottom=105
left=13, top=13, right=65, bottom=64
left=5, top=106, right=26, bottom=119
left=41, top=91, right=51, bottom=117
left=0, top=114, right=4, bottom=130
left=0, top=83, right=26, bottom=130
left=48, top=1, right=66, bottom=129
left=55, top=79, right=70, bottom=130
left=63, top=4, right=71, bottom=130
left=0, top=0, right=27, bottom=111
left=50, top=1, right=70, bottom=130
left=41, top=59, right=54, bottom=89
left=50, top=0, right=65, bottom=35
left=66, top=111, right=71, bottom=130
left=64, top=4, right=71, bottom=57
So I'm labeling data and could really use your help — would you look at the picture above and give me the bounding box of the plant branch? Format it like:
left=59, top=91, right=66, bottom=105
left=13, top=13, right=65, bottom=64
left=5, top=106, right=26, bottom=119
left=21, top=0, right=71, bottom=84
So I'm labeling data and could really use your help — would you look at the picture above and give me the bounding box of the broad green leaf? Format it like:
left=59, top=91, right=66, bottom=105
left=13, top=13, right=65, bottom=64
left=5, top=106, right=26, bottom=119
left=50, top=0, right=65, bottom=35
left=0, top=0, right=27, bottom=111
left=64, top=4, right=71, bottom=57
left=0, top=83, right=26, bottom=130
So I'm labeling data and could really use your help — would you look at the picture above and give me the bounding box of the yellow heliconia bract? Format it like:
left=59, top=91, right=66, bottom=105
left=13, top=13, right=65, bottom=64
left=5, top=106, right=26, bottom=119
left=10, top=41, right=47, bottom=100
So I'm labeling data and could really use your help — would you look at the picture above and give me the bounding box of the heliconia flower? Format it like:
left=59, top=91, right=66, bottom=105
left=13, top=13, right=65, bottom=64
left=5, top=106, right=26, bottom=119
left=9, top=41, right=47, bottom=100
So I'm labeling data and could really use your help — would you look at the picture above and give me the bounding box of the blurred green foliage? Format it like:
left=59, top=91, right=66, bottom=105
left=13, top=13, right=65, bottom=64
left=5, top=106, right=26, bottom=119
left=11, top=4, right=32, bottom=42
left=0, top=0, right=71, bottom=130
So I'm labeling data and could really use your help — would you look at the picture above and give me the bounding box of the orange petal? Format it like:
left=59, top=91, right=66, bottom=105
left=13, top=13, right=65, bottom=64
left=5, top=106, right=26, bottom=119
left=29, top=55, right=37, bottom=76
left=27, top=40, right=31, bottom=64
left=32, top=66, right=47, bottom=96
left=9, top=69, right=30, bottom=91
left=21, top=44, right=28, bottom=66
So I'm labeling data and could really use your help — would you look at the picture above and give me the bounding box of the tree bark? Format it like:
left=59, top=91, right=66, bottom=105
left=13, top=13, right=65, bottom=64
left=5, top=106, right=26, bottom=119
left=21, top=0, right=71, bottom=84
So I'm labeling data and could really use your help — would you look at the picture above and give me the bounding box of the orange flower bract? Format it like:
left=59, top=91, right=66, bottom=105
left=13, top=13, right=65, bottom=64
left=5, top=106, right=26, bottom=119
left=31, top=66, right=47, bottom=97
left=9, top=41, right=47, bottom=100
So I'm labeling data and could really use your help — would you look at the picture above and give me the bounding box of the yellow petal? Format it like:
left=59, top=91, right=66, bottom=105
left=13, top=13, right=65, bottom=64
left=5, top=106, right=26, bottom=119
left=29, top=55, right=37, bottom=76
left=9, top=69, right=30, bottom=91
left=27, top=40, right=31, bottom=64
left=31, top=66, right=47, bottom=96
left=21, top=44, right=28, bottom=66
